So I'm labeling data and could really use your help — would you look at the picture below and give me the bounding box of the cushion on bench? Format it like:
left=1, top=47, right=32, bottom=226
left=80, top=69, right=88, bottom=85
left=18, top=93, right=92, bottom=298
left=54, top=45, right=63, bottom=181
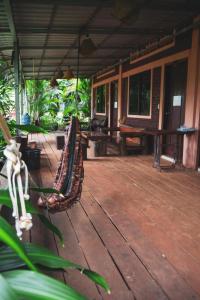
left=119, top=126, right=144, bottom=146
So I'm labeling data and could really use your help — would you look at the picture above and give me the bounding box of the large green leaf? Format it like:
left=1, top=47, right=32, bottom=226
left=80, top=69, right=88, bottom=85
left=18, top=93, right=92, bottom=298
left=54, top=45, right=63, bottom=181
left=38, top=214, right=64, bottom=246
left=0, top=274, right=17, bottom=300
left=0, top=243, right=110, bottom=294
left=0, top=217, right=36, bottom=272
left=0, top=190, right=12, bottom=207
left=13, top=124, right=47, bottom=134
left=3, top=270, right=87, bottom=300
left=0, top=190, right=64, bottom=245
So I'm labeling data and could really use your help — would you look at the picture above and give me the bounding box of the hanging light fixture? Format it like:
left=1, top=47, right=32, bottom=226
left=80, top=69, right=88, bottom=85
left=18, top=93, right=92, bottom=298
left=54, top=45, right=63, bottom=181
left=112, top=0, right=140, bottom=24
left=63, top=66, right=74, bottom=80
left=80, top=34, right=96, bottom=56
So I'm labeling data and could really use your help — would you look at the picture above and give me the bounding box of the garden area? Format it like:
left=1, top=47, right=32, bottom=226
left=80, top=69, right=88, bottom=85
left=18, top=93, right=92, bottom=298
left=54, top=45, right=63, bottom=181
left=0, top=57, right=91, bottom=164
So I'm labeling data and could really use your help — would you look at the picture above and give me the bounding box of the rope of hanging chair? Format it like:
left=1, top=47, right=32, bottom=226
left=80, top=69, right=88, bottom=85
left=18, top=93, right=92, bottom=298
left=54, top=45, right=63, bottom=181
left=0, top=114, right=32, bottom=238
left=38, top=117, right=84, bottom=213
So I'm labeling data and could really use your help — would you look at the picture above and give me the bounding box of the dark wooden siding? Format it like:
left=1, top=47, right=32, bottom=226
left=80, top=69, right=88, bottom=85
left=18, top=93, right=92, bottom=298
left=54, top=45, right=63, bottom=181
left=93, top=66, right=119, bottom=84
left=123, top=31, right=192, bottom=72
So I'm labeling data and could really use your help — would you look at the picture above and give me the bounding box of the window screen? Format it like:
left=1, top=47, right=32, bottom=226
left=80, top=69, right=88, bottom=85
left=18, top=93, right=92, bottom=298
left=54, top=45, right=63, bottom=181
left=96, top=85, right=106, bottom=113
left=129, top=70, right=151, bottom=116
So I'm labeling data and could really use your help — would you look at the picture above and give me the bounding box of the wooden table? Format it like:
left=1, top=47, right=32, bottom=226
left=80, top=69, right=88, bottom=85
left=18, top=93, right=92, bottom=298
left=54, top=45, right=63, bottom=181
left=120, top=129, right=195, bottom=170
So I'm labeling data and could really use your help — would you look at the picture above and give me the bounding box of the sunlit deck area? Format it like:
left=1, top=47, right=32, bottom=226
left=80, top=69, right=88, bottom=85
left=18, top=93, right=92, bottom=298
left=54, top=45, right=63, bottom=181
left=30, top=133, right=200, bottom=300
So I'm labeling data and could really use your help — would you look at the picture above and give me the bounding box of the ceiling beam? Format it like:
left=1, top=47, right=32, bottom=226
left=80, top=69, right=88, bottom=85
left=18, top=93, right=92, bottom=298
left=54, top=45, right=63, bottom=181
left=3, top=0, right=17, bottom=40
left=23, top=63, right=109, bottom=68
left=12, top=0, right=200, bottom=12
left=21, top=56, right=121, bottom=60
left=19, top=45, right=133, bottom=50
left=24, top=70, right=94, bottom=74
left=37, top=4, right=58, bottom=78
left=13, top=27, right=167, bottom=35
left=13, top=0, right=107, bottom=6
left=55, top=2, right=106, bottom=75
left=0, top=45, right=133, bottom=51
left=3, top=0, right=26, bottom=84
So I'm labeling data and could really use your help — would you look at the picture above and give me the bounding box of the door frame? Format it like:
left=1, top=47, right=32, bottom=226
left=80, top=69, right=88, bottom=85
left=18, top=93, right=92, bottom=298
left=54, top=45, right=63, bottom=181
left=160, top=59, right=188, bottom=160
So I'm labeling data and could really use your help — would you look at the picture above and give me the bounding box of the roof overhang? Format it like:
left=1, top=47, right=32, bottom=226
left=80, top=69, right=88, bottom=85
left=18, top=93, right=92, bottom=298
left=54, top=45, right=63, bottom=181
left=0, top=0, right=199, bottom=79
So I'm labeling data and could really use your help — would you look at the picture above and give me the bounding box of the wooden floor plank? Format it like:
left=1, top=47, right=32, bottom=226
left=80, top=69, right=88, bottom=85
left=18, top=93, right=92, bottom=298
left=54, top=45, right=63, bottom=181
left=86, top=158, right=200, bottom=250
left=37, top=133, right=103, bottom=299
left=51, top=211, right=101, bottom=300
left=68, top=203, right=134, bottom=300
left=83, top=160, right=200, bottom=297
left=81, top=191, right=167, bottom=300
left=31, top=134, right=200, bottom=300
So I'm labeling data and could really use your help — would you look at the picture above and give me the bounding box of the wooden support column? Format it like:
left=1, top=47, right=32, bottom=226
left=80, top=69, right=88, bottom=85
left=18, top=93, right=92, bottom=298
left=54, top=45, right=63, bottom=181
left=158, top=65, right=165, bottom=129
left=20, top=73, right=24, bottom=117
left=91, top=77, right=94, bottom=119
left=14, top=42, right=20, bottom=124
left=108, top=82, right=111, bottom=128
left=183, top=23, right=200, bottom=168
left=117, top=63, right=122, bottom=126
left=24, top=87, right=28, bottom=113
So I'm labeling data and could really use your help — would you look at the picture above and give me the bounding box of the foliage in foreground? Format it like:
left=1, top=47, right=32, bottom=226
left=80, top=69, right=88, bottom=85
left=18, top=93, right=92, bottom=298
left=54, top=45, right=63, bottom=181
left=0, top=192, right=110, bottom=299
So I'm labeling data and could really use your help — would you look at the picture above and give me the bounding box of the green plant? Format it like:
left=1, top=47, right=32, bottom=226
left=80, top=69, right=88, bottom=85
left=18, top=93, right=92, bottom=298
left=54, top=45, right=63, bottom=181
left=63, top=79, right=91, bottom=120
left=0, top=189, right=64, bottom=245
left=26, top=78, right=91, bottom=129
left=0, top=59, right=15, bottom=117
left=0, top=194, right=110, bottom=299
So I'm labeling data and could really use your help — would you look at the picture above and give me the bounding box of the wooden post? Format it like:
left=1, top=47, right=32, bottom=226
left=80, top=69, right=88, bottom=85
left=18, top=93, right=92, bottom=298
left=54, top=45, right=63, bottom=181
left=14, top=42, right=20, bottom=125
left=108, top=82, right=111, bottom=129
left=117, top=63, right=122, bottom=126
left=158, top=65, right=165, bottom=129
left=90, top=77, right=94, bottom=119
left=20, top=74, right=24, bottom=118
left=183, top=24, right=200, bottom=168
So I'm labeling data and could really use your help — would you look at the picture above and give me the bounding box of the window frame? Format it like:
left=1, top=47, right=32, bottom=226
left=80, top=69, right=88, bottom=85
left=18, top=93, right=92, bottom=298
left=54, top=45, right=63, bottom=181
left=127, top=69, right=153, bottom=119
left=95, top=85, right=106, bottom=116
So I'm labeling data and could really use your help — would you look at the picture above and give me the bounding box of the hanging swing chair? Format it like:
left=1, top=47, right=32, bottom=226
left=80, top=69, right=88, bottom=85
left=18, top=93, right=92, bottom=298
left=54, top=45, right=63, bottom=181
left=38, top=34, right=85, bottom=213
left=38, top=116, right=84, bottom=213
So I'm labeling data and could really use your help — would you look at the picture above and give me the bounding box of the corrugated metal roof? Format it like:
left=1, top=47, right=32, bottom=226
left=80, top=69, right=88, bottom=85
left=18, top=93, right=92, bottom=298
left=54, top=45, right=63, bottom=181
left=0, top=0, right=199, bottom=79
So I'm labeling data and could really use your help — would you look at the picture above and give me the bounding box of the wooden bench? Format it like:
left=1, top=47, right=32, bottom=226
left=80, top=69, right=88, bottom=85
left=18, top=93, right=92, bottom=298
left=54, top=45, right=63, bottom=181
left=119, top=126, right=147, bottom=156
left=102, top=125, right=148, bottom=156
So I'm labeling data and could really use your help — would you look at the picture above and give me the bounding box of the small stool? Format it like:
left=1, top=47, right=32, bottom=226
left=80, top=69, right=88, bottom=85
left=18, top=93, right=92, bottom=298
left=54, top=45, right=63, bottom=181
left=56, top=135, right=65, bottom=150
left=81, top=142, right=88, bottom=160
left=23, top=148, right=41, bottom=171
left=90, top=140, right=107, bottom=157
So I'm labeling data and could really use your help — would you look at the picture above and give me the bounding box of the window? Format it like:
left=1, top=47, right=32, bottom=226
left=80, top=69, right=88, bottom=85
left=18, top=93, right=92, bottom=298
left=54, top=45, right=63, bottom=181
left=128, top=70, right=151, bottom=116
left=96, top=85, right=106, bottom=114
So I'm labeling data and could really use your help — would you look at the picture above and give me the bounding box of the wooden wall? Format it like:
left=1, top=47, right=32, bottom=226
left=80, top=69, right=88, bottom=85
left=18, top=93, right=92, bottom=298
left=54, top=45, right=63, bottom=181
left=91, top=20, right=200, bottom=169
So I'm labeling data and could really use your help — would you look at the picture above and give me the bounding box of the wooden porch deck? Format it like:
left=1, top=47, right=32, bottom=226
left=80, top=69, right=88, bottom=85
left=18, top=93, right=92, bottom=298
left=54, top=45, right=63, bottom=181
left=31, top=133, right=200, bottom=300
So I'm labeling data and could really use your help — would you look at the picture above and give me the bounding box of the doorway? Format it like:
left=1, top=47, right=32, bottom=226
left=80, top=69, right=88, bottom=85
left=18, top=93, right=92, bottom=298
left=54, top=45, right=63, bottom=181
left=163, top=59, right=188, bottom=158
